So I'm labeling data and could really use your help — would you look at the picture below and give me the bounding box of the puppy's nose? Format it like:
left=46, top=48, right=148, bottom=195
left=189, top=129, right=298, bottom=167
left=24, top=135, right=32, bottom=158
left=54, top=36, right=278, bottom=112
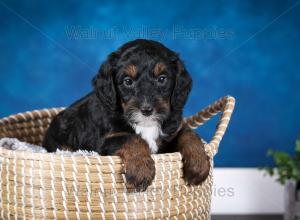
left=141, top=105, right=153, bottom=116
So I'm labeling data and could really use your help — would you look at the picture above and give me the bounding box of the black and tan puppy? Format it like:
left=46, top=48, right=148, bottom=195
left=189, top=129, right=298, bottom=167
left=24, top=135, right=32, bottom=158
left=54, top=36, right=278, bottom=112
left=43, top=39, right=210, bottom=191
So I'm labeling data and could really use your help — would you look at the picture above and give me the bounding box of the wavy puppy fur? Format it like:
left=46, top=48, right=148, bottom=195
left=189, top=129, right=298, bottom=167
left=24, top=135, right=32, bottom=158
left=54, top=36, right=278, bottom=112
left=43, top=39, right=210, bottom=191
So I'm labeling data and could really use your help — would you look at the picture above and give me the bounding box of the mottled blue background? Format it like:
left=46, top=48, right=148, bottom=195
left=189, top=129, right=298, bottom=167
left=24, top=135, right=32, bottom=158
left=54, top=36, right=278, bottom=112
left=0, top=0, right=299, bottom=167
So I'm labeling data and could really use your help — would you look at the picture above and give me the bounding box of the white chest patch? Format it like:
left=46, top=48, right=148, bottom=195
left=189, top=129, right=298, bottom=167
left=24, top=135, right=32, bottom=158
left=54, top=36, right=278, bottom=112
left=133, top=124, right=161, bottom=153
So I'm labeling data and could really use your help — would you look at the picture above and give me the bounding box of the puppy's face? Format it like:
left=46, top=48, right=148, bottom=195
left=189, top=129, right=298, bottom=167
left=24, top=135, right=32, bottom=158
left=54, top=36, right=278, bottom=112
left=115, top=60, right=174, bottom=127
left=93, top=39, right=192, bottom=129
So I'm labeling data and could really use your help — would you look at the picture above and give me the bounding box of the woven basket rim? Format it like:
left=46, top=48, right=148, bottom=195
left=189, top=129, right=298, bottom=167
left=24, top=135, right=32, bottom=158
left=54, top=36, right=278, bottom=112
left=0, top=146, right=183, bottom=162
left=0, top=96, right=235, bottom=159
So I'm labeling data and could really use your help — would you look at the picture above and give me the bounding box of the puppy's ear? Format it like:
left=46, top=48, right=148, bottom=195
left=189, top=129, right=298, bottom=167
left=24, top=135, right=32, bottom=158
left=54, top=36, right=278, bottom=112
left=92, top=53, right=118, bottom=110
left=171, top=59, right=192, bottom=111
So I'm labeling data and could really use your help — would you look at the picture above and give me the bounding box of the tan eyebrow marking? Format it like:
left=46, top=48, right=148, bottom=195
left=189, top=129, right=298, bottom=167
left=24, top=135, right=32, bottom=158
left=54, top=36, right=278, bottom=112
left=154, top=63, right=166, bottom=76
left=123, top=65, right=137, bottom=78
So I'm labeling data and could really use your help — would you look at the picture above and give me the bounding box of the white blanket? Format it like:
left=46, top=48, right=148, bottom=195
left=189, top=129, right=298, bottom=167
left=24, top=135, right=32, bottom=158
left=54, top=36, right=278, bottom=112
left=0, top=137, right=99, bottom=156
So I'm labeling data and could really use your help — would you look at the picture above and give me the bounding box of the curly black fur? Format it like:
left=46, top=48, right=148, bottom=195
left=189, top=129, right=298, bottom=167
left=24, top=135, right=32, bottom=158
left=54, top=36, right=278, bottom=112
left=43, top=39, right=192, bottom=154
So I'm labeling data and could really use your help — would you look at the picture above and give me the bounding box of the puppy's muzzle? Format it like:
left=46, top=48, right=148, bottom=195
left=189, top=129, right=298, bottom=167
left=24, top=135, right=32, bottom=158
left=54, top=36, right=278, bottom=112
left=140, top=104, right=153, bottom=116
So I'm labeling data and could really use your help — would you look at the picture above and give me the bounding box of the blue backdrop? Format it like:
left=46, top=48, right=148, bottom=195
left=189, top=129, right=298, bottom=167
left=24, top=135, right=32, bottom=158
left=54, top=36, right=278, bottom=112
left=0, top=0, right=299, bottom=167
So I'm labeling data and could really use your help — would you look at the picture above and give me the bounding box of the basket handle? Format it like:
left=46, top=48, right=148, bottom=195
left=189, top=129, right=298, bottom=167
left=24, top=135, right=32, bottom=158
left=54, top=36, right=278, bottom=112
left=183, top=96, right=235, bottom=158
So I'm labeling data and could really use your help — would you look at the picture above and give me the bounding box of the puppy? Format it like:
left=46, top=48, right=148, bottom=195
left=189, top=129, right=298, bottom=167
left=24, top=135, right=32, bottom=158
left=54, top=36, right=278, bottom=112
left=43, top=39, right=210, bottom=191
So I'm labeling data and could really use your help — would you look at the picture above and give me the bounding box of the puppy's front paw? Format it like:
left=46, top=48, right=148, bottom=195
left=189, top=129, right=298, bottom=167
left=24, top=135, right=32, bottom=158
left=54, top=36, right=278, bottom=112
left=183, top=152, right=210, bottom=185
left=125, top=155, right=155, bottom=191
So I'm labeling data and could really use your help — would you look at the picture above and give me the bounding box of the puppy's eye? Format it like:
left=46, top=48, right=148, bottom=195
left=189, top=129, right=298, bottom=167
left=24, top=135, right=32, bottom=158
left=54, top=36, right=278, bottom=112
left=157, top=75, right=167, bottom=85
left=123, top=77, right=134, bottom=87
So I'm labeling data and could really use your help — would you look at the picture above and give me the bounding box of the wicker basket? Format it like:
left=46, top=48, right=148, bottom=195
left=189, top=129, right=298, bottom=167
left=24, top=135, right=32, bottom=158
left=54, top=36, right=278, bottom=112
left=0, top=96, right=235, bottom=220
